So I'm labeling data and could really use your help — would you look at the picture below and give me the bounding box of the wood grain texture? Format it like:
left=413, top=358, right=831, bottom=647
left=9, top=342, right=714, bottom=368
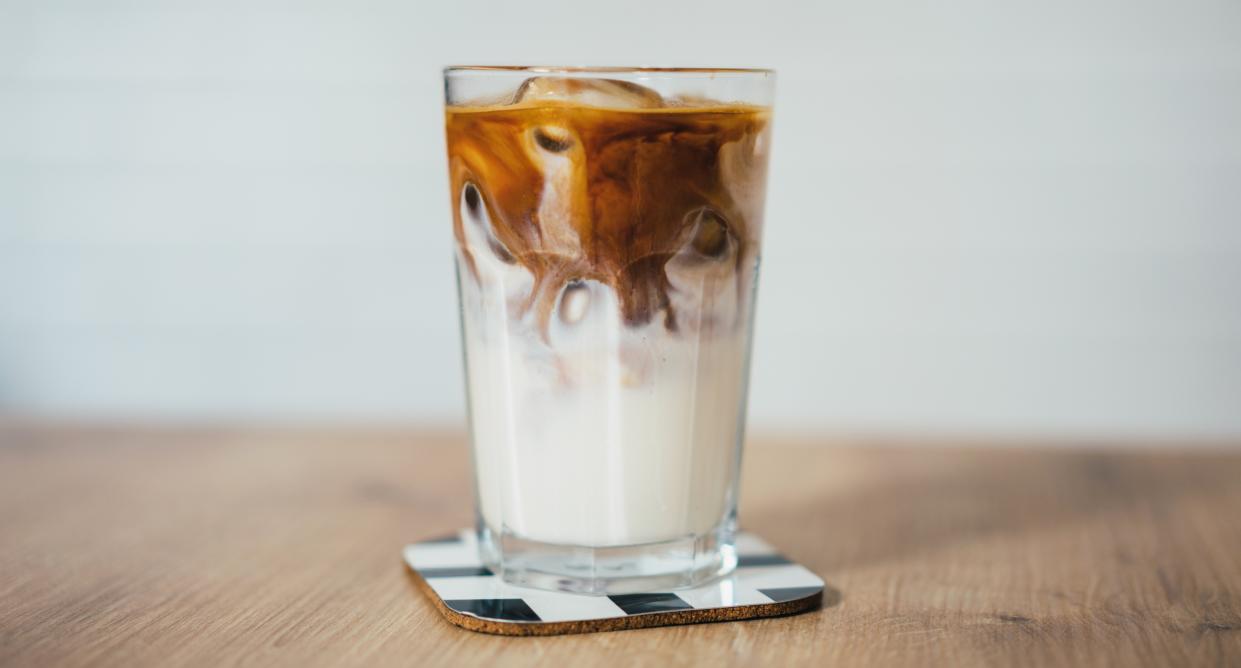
left=1, top=422, right=1239, bottom=667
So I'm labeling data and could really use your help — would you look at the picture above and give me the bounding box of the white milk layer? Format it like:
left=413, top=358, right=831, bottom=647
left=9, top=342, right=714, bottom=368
left=462, top=308, right=748, bottom=546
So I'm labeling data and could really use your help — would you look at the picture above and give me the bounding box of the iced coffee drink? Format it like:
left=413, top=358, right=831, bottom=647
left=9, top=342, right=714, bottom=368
left=443, top=67, right=773, bottom=594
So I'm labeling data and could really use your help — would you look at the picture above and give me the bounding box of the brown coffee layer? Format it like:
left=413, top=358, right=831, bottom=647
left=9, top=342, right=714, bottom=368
left=446, top=96, right=770, bottom=330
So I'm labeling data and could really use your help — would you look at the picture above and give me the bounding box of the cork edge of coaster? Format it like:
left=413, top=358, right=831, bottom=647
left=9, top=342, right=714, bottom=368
left=404, top=562, right=823, bottom=637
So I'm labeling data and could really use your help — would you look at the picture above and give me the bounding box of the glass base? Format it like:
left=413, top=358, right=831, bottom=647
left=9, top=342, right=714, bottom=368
left=477, top=518, right=738, bottom=595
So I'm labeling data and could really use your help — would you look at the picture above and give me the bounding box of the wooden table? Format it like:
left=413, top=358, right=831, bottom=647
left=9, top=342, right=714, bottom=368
left=1, top=423, right=1239, bottom=667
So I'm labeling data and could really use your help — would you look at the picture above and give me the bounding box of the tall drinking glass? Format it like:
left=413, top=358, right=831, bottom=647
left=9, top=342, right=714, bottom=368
left=443, top=66, right=774, bottom=594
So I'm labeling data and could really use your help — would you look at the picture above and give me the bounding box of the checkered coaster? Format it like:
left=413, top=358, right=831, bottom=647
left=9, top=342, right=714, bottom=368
left=404, top=530, right=824, bottom=632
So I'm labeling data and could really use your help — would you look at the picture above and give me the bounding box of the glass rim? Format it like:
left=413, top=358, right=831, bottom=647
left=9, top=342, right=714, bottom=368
left=444, top=65, right=775, bottom=76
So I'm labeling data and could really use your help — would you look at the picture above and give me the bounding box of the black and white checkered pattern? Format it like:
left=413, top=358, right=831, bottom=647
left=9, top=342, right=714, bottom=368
left=404, top=530, right=824, bottom=624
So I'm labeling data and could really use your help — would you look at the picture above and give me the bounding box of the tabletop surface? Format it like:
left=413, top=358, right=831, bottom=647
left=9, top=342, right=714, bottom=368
left=1, top=423, right=1239, bottom=667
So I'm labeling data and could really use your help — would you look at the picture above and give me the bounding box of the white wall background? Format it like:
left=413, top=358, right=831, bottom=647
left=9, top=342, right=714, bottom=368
left=2, top=0, right=1240, bottom=438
